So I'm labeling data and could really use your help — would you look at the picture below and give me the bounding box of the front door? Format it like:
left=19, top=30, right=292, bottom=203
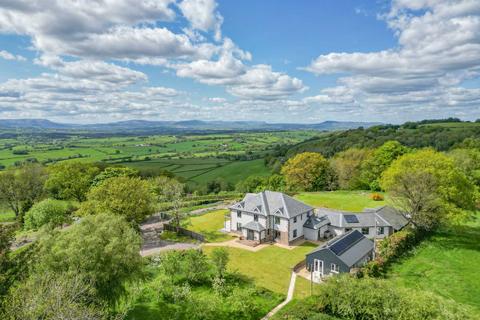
left=313, top=259, right=323, bottom=283
left=247, top=229, right=254, bottom=240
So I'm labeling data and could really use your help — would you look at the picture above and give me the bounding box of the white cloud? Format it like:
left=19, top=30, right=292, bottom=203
left=301, top=0, right=480, bottom=121
left=0, top=50, right=26, bottom=61
left=178, top=0, right=224, bottom=41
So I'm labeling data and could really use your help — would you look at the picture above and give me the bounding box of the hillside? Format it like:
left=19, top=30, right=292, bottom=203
left=286, top=121, right=480, bottom=157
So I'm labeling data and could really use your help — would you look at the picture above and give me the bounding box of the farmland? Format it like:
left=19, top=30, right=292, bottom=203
left=0, top=130, right=318, bottom=187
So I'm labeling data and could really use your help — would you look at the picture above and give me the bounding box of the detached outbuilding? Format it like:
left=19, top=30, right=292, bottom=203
left=306, top=230, right=374, bottom=283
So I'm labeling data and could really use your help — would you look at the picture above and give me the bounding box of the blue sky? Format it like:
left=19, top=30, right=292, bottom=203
left=0, top=0, right=479, bottom=123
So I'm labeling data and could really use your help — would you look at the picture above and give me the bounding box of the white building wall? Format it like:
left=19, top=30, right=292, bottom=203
left=289, top=213, right=307, bottom=241
left=304, top=228, right=318, bottom=241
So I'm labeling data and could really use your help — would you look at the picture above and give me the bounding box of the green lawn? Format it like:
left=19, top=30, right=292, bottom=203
left=204, top=242, right=317, bottom=294
left=294, top=190, right=386, bottom=211
left=182, top=209, right=233, bottom=242
left=387, top=214, right=480, bottom=316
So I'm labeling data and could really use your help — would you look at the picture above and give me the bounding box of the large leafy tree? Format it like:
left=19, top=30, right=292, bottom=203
left=24, top=199, right=70, bottom=230
left=448, top=148, right=480, bottom=187
left=281, top=152, right=333, bottom=191
left=79, top=176, right=156, bottom=224
left=381, top=149, right=477, bottom=230
left=2, top=272, right=105, bottom=320
left=361, top=141, right=410, bottom=190
left=0, top=164, right=46, bottom=220
left=36, top=213, right=143, bottom=302
left=331, top=148, right=373, bottom=190
left=152, top=176, right=185, bottom=228
left=91, top=166, right=138, bottom=187
left=44, top=162, right=100, bottom=201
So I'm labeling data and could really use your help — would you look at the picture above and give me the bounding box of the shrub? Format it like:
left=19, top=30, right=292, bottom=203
left=159, top=249, right=213, bottom=285
left=370, top=193, right=384, bottom=201
left=24, top=199, right=70, bottom=230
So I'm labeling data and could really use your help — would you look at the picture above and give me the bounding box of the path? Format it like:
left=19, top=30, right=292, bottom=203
left=262, top=271, right=297, bottom=319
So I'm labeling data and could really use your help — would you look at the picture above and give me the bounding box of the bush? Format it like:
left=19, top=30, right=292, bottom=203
left=24, top=199, right=70, bottom=230
left=159, top=249, right=213, bottom=285
left=370, top=193, right=384, bottom=201
left=275, top=275, right=471, bottom=320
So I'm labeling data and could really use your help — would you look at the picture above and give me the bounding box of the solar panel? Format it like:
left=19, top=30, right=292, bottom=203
left=344, top=214, right=359, bottom=223
left=330, top=230, right=363, bottom=255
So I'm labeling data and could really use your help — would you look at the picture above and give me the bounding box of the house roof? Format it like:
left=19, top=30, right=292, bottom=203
left=307, top=230, right=374, bottom=267
left=318, top=208, right=390, bottom=228
left=303, top=214, right=330, bottom=229
left=242, top=221, right=266, bottom=232
left=364, top=206, right=408, bottom=231
left=230, top=190, right=313, bottom=219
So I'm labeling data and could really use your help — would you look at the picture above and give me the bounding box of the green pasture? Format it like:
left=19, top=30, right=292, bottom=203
left=294, top=190, right=386, bottom=212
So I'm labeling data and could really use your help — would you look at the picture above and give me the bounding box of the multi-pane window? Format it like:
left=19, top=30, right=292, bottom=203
left=331, top=263, right=339, bottom=273
left=293, top=216, right=297, bottom=223
left=275, top=217, right=280, bottom=224
left=254, top=214, right=258, bottom=222
left=377, top=227, right=384, bottom=235
left=361, top=227, right=369, bottom=235
left=236, top=222, right=242, bottom=230
left=293, top=229, right=297, bottom=238
left=237, top=211, right=242, bottom=218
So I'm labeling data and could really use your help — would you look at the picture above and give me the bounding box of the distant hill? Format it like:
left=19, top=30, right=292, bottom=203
left=0, top=119, right=380, bottom=133
left=285, top=120, right=480, bottom=157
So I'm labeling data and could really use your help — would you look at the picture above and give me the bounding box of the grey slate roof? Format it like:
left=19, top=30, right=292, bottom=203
left=303, top=214, right=330, bottom=229
left=242, top=221, right=266, bottom=232
left=320, top=209, right=389, bottom=228
left=307, top=230, right=373, bottom=267
left=230, top=190, right=313, bottom=219
left=364, top=206, right=408, bottom=231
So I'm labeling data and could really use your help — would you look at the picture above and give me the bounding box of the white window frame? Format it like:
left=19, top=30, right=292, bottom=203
left=314, top=259, right=323, bottom=275
left=237, top=211, right=242, bottom=218
left=254, top=214, right=258, bottom=222
left=293, top=216, right=297, bottom=223
left=236, top=222, right=242, bottom=230
left=361, top=227, right=369, bottom=235
left=275, top=216, right=280, bottom=225
left=377, top=226, right=384, bottom=235
left=330, top=263, right=339, bottom=273
left=293, top=229, right=297, bottom=238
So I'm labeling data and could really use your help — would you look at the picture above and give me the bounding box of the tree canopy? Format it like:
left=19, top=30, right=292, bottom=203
left=281, top=152, right=333, bottom=191
left=381, top=149, right=478, bottom=229
left=44, top=162, right=100, bottom=201
left=79, top=176, right=156, bottom=224
left=35, top=213, right=143, bottom=302
left=24, top=199, right=70, bottom=230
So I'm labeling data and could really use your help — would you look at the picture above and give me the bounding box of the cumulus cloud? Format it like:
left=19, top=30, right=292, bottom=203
left=0, top=50, right=26, bottom=61
left=179, top=0, right=224, bottom=41
left=302, top=0, right=480, bottom=120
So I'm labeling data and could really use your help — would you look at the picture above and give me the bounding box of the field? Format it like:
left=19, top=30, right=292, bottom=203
left=122, top=158, right=271, bottom=187
left=0, top=130, right=317, bottom=188
left=204, top=243, right=317, bottom=295
left=387, top=214, right=480, bottom=316
left=181, top=209, right=233, bottom=242
left=294, top=191, right=386, bottom=211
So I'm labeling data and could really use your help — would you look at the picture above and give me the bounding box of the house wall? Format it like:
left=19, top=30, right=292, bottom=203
left=288, top=212, right=308, bottom=241
left=306, top=249, right=349, bottom=277
left=303, top=227, right=318, bottom=241
left=230, top=210, right=267, bottom=233
left=328, top=225, right=392, bottom=239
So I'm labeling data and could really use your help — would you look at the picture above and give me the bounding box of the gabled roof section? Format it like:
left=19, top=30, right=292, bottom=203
left=320, top=208, right=390, bottom=228
left=307, top=230, right=374, bottom=267
left=242, top=221, right=266, bottom=232
left=364, top=206, right=409, bottom=231
left=303, top=214, right=330, bottom=229
left=229, top=190, right=313, bottom=218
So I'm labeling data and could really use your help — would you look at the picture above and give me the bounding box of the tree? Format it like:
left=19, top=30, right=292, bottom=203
left=381, top=149, right=477, bottom=230
left=331, top=148, right=373, bottom=190
left=0, top=164, right=46, bottom=220
left=152, top=176, right=185, bottom=229
left=235, top=176, right=267, bottom=193
left=360, top=141, right=410, bottom=190
left=0, top=223, right=17, bottom=299
left=91, top=166, right=138, bottom=187
left=2, top=272, right=105, bottom=320
left=78, top=176, right=155, bottom=224
left=24, top=199, right=70, bottom=230
left=45, top=162, right=100, bottom=201
left=36, top=213, right=143, bottom=302
left=448, top=148, right=480, bottom=187
left=281, top=152, right=332, bottom=191
left=211, top=247, right=229, bottom=278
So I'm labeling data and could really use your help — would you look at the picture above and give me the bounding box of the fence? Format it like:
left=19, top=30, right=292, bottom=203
left=163, top=223, right=205, bottom=242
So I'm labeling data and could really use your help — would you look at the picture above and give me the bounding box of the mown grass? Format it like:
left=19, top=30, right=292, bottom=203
left=387, top=213, right=480, bottom=316
left=294, top=190, right=386, bottom=211
left=203, top=242, right=317, bottom=294
left=182, top=209, right=233, bottom=243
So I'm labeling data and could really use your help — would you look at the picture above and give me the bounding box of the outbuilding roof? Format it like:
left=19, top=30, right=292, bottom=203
left=307, top=230, right=374, bottom=267
left=364, top=206, right=409, bottom=231
left=230, top=190, right=313, bottom=219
